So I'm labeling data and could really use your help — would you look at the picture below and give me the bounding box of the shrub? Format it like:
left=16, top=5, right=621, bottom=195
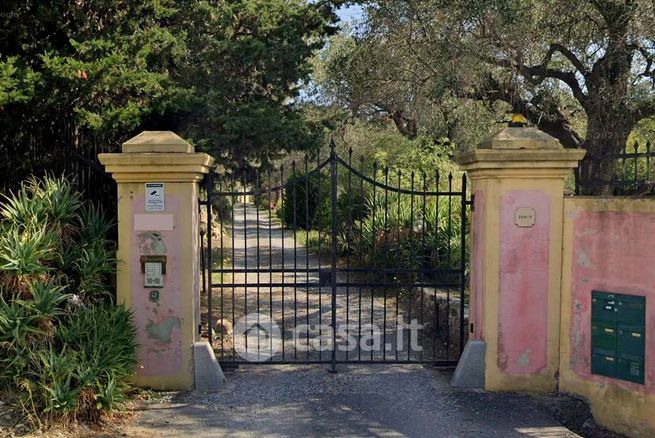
left=0, top=177, right=115, bottom=302
left=279, top=171, right=330, bottom=230
left=336, top=188, right=466, bottom=275
left=0, top=176, right=135, bottom=428
left=0, top=300, right=135, bottom=426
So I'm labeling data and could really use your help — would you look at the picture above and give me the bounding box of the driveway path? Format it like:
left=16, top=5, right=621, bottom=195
left=127, top=364, right=579, bottom=438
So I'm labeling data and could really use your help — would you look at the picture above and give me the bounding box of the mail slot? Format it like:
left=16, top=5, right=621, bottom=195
left=591, top=348, right=616, bottom=378
left=617, top=325, right=645, bottom=357
left=592, top=292, right=617, bottom=322
left=591, top=321, right=617, bottom=350
left=617, top=295, right=646, bottom=326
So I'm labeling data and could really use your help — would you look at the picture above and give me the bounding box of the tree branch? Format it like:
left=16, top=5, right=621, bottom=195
left=632, top=97, right=655, bottom=121
left=550, top=43, right=589, bottom=78
left=486, top=49, right=589, bottom=109
left=457, top=75, right=583, bottom=149
left=521, top=63, right=588, bottom=106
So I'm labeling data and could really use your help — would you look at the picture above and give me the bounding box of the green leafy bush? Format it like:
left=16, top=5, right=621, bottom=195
left=0, top=177, right=115, bottom=301
left=0, top=176, right=135, bottom=428
left=345, top=190, right=465, bottom=272
left=280, top=171, right=331, bottom=230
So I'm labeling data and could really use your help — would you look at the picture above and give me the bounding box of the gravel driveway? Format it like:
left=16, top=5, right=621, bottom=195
left=127, top=364, right=580, bottom=438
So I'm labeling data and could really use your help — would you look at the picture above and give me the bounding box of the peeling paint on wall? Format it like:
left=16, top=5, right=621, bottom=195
left=146, top=317, right=182, bottom=343
left=577, top=250, right=592, bottom=268
left=131, top=196, right=183, bottom=377
left=137, top=231, right=168, bottom=255
left=517, top=349, right=532, bottom=369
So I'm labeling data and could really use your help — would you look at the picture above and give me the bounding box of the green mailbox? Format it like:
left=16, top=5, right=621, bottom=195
left=617, top=353, right=645, bottom=384
left=591, top=291, right=645, bottom=384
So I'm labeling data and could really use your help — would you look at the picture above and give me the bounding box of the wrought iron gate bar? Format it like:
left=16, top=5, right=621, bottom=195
left=199, top=146, right=470, bottom=370
left=210, top=268, right=463, bottom=274
left=209, top=282, right=463, bottom=289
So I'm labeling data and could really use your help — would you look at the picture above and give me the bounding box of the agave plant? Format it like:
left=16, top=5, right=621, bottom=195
left=0, top=176, right=132, bottom=427
left=31, top=176, right=82, bottom=242
left=0, top=225, right=57, bottom=297
left=77, top=205, right=114, bottom=249
left=37, top=348, right=79, bottom=417
left=0, top=185, right=49, bottom=230
left=73, top=247, right=116, bottom=299
left=26, top=282, right=70, bottom=337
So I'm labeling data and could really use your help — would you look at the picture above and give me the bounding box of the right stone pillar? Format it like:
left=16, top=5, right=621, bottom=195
left=454, top=124, right=585, bottom=392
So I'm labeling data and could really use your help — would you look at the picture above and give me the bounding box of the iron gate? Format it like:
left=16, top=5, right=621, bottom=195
left=200, top=142, right=471, bottom=370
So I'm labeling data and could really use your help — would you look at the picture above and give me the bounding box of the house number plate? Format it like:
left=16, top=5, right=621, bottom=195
left=515, top=207, right=536, bottom=227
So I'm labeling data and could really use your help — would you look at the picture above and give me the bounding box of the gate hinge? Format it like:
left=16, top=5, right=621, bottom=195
left=467, top=194, right=475, bottom=211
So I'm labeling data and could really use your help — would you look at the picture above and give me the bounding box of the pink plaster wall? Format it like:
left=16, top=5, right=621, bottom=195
left=130, top=196, right=183, bottom=377
left=570, top=210, right=655, bottom=393
left=470, top=190, right=485, bottom=340
left=498, top=190, right=550, bottom=374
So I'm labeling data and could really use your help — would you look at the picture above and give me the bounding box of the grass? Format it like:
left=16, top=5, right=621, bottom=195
left=293, top=228, right=331, bottom=256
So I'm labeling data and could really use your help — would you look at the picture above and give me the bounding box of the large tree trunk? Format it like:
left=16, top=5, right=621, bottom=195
left=577, top=114, right=632, bottom=196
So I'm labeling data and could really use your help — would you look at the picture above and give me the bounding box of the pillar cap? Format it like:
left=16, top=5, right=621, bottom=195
left=123, top=131, right=194, bottom=153
left=478, top=127, right=561, bottom=150
left=456, top=126, right=585, bottom=173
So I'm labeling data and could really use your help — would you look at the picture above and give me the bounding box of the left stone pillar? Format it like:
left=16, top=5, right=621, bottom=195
left=99, top=131, right=214, bottom=390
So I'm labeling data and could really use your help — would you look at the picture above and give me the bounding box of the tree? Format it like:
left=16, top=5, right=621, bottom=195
left=318, top=0, right=655, bottom=194
left=0, top=0, right=341, bottom=182
left=314, top=32, right=503, bottom=150
left=161, top=0, right=341, bottom=175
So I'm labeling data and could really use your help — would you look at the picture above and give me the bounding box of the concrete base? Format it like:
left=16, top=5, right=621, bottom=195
left=193, top=341, right=226, bottom=391
left=450, top=340, right=486, bottom=388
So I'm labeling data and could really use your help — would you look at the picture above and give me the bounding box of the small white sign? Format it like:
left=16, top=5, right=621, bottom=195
left=515, top=207, right=536, bottom=228
left=145, top=183, right=165, bottom=212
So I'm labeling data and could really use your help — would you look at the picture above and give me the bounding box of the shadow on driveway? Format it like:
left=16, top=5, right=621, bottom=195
left=126, top=364, right=579, bottom=438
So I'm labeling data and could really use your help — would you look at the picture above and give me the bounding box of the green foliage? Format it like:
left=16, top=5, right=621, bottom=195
left=0, top=225, right=56, bottom=295
left=313, top=0, right=655, bottom=194
left=0, top=0, right=342, bottom=181
left=313, top=30, right=505, bottom=152
left=276, top=129, right=467, bottom=273
left=56, top=305, right=137, bottom=419
left=0, top=176, right=115, bottom=300
left=340, top=189, right=465, bottom=274
left=0, top=176, right=134, bottom=427
left=280, top=171, right=331, bottom=230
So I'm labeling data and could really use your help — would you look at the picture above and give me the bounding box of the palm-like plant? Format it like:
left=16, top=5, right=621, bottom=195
left=0, top=176, right=134, bottom=427
left=0, top=225, right=57, bottom=296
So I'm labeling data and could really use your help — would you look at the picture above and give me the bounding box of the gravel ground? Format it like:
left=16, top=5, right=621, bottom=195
left=127, top=364, right=581, bottom=438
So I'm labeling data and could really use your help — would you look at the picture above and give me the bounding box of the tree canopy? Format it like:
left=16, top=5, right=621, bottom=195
left=316, top=0, right=655, bottom=194
left=0, top=0, right=341, bottom=181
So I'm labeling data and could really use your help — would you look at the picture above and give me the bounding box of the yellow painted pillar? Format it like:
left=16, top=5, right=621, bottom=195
left=454, top=125, right=584, bottom=392
left=99, top=131, right=214, bottom=390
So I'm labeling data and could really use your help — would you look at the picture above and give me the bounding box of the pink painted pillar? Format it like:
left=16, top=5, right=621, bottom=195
left=100, top=131, right=216, bottom=390
left=453, top=124, right=584, bottom=392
